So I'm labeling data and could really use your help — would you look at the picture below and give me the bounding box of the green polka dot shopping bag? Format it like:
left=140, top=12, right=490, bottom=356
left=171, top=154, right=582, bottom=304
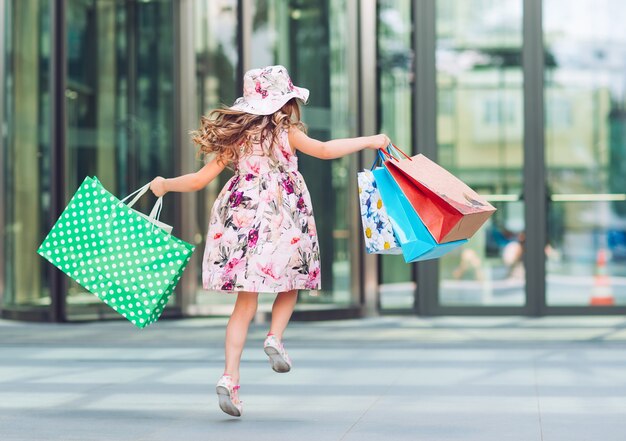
left=37, top=176, right=195, bottom=328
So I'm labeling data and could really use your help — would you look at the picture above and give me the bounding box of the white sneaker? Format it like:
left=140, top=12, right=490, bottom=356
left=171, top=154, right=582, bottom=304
left=263, top=335, right=292, bottom=373
left=216, top=375, right=242, bottom=417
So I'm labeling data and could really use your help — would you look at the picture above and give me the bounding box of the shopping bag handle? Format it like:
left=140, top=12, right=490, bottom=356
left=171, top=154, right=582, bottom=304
left=120, top=182, right=152, bottom=208
left=379, top=148, right=396, bottom=161
left=369, top=157, right=378, bottom=171
left=368, top=148, right=396, bottom=170
left=386, top=143, right=412, bottom=161
left=119, top=182, right=164, bottom=223
left=370, top=149, right=393, bottom=170
left=148, top=197, right=163, bottom=221
left=369, top=150, right=386, bottom=170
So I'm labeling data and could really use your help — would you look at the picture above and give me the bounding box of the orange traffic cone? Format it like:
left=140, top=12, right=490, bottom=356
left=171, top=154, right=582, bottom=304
left=589, top=249, right=614, bottom=306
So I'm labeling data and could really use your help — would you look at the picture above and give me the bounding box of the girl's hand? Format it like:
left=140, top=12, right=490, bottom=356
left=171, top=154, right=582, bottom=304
left=150, top=177, right=168, bottom=197
left=369, top=134, right=391, bottom=150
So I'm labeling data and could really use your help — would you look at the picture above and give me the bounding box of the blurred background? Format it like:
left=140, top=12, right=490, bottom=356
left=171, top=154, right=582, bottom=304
left=1, top=0, right=626, bottom=323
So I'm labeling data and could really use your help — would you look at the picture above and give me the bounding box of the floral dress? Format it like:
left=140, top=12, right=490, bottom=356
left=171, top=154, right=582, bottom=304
left=202, top=129, right=321, bottom=293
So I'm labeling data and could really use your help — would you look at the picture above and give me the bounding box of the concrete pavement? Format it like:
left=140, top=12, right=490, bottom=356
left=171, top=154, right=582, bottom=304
left=1, top=315, right=626, bottom=441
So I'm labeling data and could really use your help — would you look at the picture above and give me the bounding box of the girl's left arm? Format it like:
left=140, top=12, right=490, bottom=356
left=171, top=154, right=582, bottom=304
left=289, top=127, right=390, bottom=160
left=150, top=157, right=226, bottom=197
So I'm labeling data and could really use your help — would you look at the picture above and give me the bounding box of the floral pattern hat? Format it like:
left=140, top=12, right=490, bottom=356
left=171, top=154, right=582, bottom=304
left=230, top=65, right=309, bottom=116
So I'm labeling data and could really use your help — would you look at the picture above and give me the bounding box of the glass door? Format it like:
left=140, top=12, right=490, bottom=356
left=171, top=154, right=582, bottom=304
left=64, top=0, right=176, bottom=318
left=2, top=0, right=53, bottom=314
left=251, top=0, right=360, bottom=308
left=435, top=0, right=526, bottom=309
left=377, top=0, right=415, bottom=310
left=188, top=0, right=360, bottom=315
left=187, top=0, right=240, bottom=315
left=544, top=0, right=626, bottom=309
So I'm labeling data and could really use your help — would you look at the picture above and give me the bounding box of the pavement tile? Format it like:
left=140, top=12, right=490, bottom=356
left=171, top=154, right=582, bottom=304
left=1, top=316, right=626, bottom=441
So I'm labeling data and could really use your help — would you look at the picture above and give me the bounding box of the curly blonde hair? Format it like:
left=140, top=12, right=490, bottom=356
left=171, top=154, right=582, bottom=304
left=192, top=98, right=306, bottom=166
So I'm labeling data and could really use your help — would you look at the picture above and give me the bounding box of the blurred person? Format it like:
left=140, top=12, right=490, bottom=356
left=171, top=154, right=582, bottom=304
left=502, top=232, right=525, bottom=279
left=452, top=249, right=485, bottom=281
left=452, top=225, right=488, bottom=281
left=150, top=65, right=389, bottom=417
left=502, top=232, right=559, bottom=279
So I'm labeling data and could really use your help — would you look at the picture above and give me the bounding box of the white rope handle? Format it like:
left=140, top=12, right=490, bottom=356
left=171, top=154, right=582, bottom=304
left=105, top=181, right=171, bottom=234
left=118, top=182, right=163, bottom=223
left=148, top=197, right=163, bottom=221
left=119, top=182, right=152, bottom=208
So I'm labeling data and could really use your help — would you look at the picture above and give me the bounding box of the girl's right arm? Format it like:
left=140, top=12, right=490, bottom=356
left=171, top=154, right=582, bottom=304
left=150, top=157, right=226, bottom=197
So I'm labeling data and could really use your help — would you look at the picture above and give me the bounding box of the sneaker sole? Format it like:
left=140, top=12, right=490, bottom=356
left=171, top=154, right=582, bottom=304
left=216, top=385, right=241, bottom=417
left=264, top=346, right=291, bottom=373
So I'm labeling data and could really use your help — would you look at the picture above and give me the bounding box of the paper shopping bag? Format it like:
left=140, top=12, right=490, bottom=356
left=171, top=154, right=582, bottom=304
left=358, top=168, right=402, bottom=255
left=384, top=146, right=496, bottom=243
left=37, top=176, right=195, bottom=328
left=372, top=163, right=467, bottom=262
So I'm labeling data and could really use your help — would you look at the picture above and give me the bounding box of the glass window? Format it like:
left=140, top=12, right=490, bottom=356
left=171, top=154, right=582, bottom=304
left=64, top=0, right=176, bottom=314
left=2, top=0, right=52, bottom=309
left=194, top=0, right=239, bottom=114
left=377, top=0, right=415, bottom=309
left=544, top=0, right=626, bottom=307
left=436, top=0, right=525, bottom=307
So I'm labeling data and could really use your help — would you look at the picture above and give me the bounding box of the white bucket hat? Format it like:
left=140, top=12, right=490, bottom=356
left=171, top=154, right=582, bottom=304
left=230, top=65, right=309, bottom=116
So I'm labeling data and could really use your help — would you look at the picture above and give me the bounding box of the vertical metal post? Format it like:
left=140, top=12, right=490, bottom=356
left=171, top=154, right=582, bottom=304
left=49, top=0, right=67, bottom=322
left=347, top=0, right=363, bottom=310
left=126, top=0, right=138, bottom=188
left=523, top=0, right=545, bottom=316
left=413, top=0, right=438, bottom=316
left=358, top=0, right=379, bottom=316
left=0, top=0, right=6, bottom=309
left=239, top=0, right=253, bottom=75
left=174, top=0, right=199, bottom=314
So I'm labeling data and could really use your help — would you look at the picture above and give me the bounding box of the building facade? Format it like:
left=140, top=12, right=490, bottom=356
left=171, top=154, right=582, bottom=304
left=2, top=0, right=626, bottom=322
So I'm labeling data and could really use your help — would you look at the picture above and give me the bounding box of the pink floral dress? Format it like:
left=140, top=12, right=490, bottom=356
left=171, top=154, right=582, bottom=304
left=202, top=129, right=321, bottom=293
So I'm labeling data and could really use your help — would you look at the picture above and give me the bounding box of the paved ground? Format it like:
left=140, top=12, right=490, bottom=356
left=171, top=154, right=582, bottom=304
left=1, top=315, right=626, bottom=441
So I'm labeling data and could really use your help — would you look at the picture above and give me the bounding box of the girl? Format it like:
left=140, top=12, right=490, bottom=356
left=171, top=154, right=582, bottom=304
left=150, top=65, right=389, bottom=417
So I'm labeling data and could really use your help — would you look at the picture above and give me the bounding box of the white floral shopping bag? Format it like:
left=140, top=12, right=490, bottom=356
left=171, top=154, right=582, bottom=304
left=357, top=160, right=402, bottom=255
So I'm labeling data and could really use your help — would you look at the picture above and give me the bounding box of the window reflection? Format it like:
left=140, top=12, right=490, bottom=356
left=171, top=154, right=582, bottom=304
left=544, top=0, right=626, bottom=306
left=3, top=0, right=51, bottom=308
left=64, top=0, right=176, bottom=311
left=436, top=0, right=525, bottom=306
left=248, top=0, right=357, bottom=306
left=377, top=0, right=415, bottom=309
left=190, top=0, right=239, bottom=313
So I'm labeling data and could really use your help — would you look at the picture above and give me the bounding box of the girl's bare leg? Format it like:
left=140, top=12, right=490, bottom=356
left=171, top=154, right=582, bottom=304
left=224, top=292, right=259, bottom=385
left=268, top=290, right=298, bottom=339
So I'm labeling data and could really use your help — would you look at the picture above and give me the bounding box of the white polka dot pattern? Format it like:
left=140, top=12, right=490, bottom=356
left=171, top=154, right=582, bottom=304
left=37, top=176, right=196, bottom=328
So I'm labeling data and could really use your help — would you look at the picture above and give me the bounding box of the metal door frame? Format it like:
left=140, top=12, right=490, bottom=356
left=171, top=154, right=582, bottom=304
left=0, top=0, right=6, bottom=310
left=50, top=0, right=68, bottom=322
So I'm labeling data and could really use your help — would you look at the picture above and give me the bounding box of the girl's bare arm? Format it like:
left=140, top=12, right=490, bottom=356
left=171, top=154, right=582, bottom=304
left=288, top=127, right=389, bottom=160
left=150, top=157, right=226, bottom=196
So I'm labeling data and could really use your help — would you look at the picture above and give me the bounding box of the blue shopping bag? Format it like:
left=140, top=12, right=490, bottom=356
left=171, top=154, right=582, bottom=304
left=372, top=151, right=467, bottom=262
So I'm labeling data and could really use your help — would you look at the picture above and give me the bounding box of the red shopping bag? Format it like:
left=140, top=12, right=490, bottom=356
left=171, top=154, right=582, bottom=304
left=382, top=146, right=496, bottom=243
